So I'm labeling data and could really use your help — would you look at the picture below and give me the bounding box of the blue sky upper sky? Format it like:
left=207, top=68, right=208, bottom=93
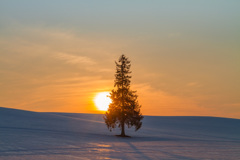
left=0, top=0, right=240, bottom=118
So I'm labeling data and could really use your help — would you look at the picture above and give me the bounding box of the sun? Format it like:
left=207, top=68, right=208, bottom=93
left=94, top=92, right=112, bottom=111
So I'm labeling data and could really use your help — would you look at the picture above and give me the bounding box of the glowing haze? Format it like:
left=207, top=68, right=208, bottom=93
left=0, top=1, right=239, bottom=118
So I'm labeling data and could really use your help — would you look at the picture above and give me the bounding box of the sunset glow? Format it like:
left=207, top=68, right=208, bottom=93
left=94, top=92, right=111, bottom=111
left=0, top=1, right=239, bottom=119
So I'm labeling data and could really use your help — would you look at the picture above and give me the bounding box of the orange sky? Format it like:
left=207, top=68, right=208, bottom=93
left=0, top=1, right=239, bottom=119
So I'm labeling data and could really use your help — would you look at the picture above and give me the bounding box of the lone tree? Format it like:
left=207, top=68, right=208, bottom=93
left=104, top=54, right=143, bottom=137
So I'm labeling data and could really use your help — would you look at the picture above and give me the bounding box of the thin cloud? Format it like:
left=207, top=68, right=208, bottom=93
left=55, top=52, right=96, bottom=65
left=186, top=82, right=201, bottom=87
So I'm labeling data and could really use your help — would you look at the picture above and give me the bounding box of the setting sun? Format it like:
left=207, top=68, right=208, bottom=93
left=94, top=92, right=111, bottom=111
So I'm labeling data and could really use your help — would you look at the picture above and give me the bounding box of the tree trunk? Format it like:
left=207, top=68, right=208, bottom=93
left=120, top=64, right=126, bottom=137
left=120, top=121, right=125, bottom=136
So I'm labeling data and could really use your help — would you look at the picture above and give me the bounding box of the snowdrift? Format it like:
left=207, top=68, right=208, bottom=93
left=0, top=107, right=239, bottom=160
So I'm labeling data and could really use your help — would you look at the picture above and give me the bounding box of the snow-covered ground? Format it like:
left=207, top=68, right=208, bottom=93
left=0, top=107, right=239, bottom=160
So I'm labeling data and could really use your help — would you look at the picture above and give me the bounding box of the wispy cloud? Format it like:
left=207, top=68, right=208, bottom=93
left=186, top=82, right=201, bottom=87
left=55, top=52, right=95, bottom=65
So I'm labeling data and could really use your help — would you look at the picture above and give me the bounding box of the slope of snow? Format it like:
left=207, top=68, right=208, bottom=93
left=0, top=107, right=239, bottom=160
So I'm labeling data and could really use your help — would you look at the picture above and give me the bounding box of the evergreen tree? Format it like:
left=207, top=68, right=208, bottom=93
left=104, top=54, right=143, bottom=137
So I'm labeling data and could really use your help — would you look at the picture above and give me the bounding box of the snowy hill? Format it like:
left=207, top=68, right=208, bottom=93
left=0, top=107, right=240, bottom=160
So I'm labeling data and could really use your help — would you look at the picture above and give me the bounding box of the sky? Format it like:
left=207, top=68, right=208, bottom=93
left=0, top=0, right=239, bottom=118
